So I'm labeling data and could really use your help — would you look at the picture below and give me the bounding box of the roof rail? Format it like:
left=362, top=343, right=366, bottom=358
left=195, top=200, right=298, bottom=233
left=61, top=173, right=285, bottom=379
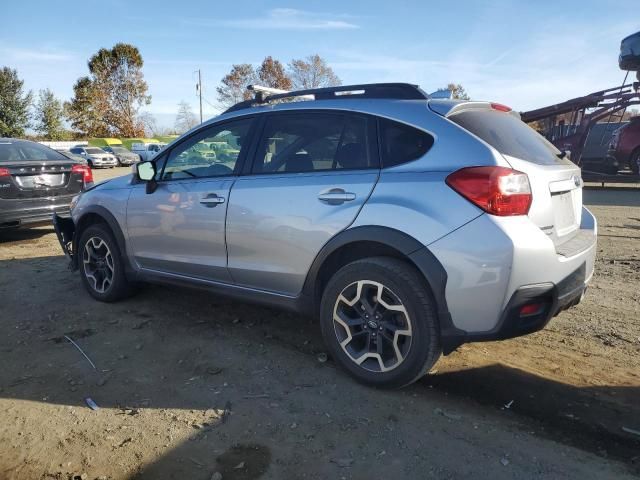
left=223, top=82, right=429, bottom=113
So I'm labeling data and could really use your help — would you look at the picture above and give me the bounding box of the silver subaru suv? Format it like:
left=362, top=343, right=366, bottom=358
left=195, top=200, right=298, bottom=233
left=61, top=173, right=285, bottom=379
left=54, top=83, right=597, bottom=388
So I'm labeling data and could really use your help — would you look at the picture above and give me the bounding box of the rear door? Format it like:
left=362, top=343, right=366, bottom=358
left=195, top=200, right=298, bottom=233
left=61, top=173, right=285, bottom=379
left=226, top=111, right=380, bottom=295
left=126, top=117, right=254, bottom=282
left=448, top=108, right=583, bottom=247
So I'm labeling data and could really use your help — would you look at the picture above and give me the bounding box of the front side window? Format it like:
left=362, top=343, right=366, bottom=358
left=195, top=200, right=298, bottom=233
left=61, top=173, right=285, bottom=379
left=162, top=118, right=252, bottom=180
left=253, top=112, right=377, bottom=174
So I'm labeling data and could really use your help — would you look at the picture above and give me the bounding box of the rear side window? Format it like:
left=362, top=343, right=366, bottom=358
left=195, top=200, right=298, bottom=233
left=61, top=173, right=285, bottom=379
left=449, top=109, right=565, bottom=165
left=253, top=112, right=378, bottom=174
left=379, top=119, right=434, bottom=168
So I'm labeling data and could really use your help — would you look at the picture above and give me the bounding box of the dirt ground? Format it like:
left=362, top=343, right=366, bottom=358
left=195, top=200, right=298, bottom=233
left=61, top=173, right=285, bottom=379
left=0, top=167, right=638, bottom=480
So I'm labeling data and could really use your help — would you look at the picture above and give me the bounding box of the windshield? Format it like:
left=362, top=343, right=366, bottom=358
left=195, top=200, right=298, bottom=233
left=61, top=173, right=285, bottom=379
left=111, top=147, right=129, bottom=154
left=0, top=140, right=68, bottom=162
left=86, top=148, right=106, bottom=154
left=449, top=109, right=566, bottom=165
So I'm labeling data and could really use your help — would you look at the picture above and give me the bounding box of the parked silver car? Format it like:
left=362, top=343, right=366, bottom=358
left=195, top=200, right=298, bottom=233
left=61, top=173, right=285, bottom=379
left=102, top=146, right=141, bottom=166
left=69, top=146, right=118, bottom=168
left=53, top=83, right=597, bottom=388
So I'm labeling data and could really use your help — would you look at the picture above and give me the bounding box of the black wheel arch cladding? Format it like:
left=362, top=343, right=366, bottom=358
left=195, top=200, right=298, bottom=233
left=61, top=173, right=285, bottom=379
left=304, top=225, right=461, bottom=350
left=75, top=206, right=134, bottom=276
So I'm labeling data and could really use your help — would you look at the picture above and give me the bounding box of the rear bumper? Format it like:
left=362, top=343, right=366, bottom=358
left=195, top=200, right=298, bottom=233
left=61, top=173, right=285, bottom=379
left=90, top=158, right=118, bottom=168
left=441, top=263, right=586, bottom=352
left=1, top=198, right=73, bottom=228
left=431, top=206, right=597, bottom=353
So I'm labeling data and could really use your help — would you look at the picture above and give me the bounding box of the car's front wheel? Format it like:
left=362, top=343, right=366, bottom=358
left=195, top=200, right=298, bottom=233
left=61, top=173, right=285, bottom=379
left=78, top=223, right=134, bottom=302
left=320, top=257, right=441, bottom=388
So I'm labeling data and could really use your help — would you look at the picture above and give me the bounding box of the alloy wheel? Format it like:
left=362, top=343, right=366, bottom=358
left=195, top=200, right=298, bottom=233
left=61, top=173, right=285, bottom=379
left=333, top=280, right=412, bottom=372
left=83, top=236, right=114, bottom=294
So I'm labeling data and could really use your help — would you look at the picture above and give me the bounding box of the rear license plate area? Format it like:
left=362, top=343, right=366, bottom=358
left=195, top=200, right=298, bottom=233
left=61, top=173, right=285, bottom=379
left=552, top=192, right=576, bottom=235
left=15, top=174, right=66, bottom=189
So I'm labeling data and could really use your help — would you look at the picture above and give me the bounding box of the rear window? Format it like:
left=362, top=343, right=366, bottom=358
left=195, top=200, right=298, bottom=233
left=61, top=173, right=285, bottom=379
left=379, top=119, right=434, bottom=168
left=449, top=109, right=564, bottom=165
left=0, top=141, right=67, bottom=162
left=86, top=148, right=106, bottom=154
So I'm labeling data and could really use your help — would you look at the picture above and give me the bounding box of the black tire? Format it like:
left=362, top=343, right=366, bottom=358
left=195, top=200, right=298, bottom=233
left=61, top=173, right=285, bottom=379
left=630, top=149, right=640, bottom=175
left=319, top=257, right=441, bottom=388
left=87, top=160, right=93, bottom=169
left=77, top=223, right=134, bottom=302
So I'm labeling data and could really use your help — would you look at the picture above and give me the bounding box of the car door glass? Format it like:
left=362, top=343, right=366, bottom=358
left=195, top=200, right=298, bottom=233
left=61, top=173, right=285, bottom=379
left=162, top=119, right=252, bottom=180
left=254, top=113, right=376, bottom=173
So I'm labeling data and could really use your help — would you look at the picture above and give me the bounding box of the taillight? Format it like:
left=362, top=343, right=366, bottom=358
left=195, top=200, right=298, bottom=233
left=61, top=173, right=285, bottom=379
left=446, top=166, right=532, bottom=216
left=490, top=102, right=512, bottom=112
left=72, top=164, right=93, bottom=184
left=0, top=167, right=10, bottom=177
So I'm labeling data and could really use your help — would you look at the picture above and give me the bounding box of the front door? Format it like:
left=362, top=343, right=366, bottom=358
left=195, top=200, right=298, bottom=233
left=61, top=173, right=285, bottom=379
left=226, top=111, right=380, bottom=295
left=126, top=117, right=254, bottom=282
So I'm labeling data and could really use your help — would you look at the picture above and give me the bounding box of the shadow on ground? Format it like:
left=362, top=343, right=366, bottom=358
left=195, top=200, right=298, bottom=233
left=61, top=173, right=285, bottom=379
left=0, top=255, right=639, bottom=479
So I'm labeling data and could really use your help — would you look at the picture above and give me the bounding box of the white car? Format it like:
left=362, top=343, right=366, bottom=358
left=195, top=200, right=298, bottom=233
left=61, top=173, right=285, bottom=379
left=69, top=146, right=118, bottom=169
left=131, top=143, right=167, bottom=162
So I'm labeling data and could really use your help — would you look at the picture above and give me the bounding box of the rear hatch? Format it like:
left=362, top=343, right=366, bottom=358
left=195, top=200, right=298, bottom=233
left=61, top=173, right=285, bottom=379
left=0, top=161, right=84, bottom=200
left=0, top=141, right=84, bottom=201
left=445, top=105, right=583, bottom=248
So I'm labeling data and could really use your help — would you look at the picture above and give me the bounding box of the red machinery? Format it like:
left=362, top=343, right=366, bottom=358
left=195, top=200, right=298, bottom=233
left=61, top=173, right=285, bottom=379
left=520, top=31, right=640, bottom=182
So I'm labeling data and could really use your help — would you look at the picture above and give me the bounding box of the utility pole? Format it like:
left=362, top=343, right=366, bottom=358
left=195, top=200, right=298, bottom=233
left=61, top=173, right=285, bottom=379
left=196, top=69, right=203, bottom=124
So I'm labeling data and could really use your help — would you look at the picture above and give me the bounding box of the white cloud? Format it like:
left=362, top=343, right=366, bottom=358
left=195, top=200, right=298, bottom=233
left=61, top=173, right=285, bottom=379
left=330, top=20, right=640, bottom=111
left=0, top=46, right=75, bottom=62
left=182, top=8, right=359, bottom=31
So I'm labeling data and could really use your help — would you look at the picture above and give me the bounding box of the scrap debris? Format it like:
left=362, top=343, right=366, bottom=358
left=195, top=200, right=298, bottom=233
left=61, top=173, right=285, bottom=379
left=64, top=335, right=97, bottom=371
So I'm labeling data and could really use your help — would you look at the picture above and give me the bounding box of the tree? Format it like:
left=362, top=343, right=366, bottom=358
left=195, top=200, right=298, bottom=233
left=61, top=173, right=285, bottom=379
left=216, top=64, right=257, bottom=108
left=447, top=83, right=470, bottom=100
left=0, top=67, right=32, bottom=137
left=175, top=101, right=199, bottom=133
left=257, top=56, right=292, bottom=90
left=34, top=89, right=66, bottom=140
left=66, top=43, right=151, bottom=137
left=288, top=54, right=341, bottom=90
left=65, top=76, right=106, bottom=137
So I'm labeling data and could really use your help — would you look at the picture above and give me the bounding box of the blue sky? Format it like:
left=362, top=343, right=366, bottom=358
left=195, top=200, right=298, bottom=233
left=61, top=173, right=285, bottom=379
left=2, top=0, right=639, bottom=128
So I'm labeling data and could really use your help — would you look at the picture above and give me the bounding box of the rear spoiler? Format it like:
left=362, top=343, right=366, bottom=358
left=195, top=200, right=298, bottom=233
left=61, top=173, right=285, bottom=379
left=428, top=100, right=521, bottom=119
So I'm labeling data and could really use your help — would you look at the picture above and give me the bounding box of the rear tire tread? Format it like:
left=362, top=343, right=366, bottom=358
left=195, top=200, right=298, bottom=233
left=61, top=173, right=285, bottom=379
left=320, top=256, right=441, bottom=389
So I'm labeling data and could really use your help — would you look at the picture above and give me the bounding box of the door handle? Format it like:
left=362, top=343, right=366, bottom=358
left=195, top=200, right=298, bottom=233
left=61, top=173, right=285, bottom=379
left=318, top=188, right=356, bottom=205
left=200, top=193, right=225, bottom=207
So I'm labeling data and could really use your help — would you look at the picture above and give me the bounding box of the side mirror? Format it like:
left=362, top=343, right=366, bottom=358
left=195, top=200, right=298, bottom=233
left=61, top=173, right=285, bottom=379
left=136, top=161, right=158, bottom=194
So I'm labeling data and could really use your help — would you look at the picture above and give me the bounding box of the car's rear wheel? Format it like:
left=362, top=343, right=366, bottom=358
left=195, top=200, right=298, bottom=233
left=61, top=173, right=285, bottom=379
left=78, top=223, right=134, bottom=302
left=320, top=257, right=441, bottom=388
left=630, top=149, right=640, bottom=175
left=87, top=160, right=94, bottom=169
